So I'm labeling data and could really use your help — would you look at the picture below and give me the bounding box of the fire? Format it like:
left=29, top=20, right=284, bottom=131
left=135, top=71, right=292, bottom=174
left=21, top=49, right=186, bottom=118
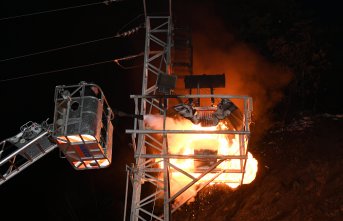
left=144, top=114, right=258, bottom=206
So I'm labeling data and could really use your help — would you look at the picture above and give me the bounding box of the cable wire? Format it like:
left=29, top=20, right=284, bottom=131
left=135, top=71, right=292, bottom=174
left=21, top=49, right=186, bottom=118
left=111, top=52, right=144, bottom=69
left=113, top=52, right=144, bottom=62
left=0, top=60, right=114, bottom=82
left=114, top=62, right=142, bottom=70
left=0, top=35, right=118, bottom=62
left=0, top=25, right=142, bottom=62
left=116, top=13, right=144, bottom=34
left=0, top=52, right=145, bottom=83
left=0, top=0, right=121, bottom=21
left=113, top=51, right=162, bottom=69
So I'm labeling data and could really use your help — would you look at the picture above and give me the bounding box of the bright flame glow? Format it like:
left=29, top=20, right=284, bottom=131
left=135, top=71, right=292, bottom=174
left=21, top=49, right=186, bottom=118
left=56, top=135, right=110, bottom=170
left=73, top=159, right=110, bottom=169
left=144, top=114, right=258, bottom=206
left=57, top=134, right=96, bottom=143
left=56, top=134, right=96, bottom=144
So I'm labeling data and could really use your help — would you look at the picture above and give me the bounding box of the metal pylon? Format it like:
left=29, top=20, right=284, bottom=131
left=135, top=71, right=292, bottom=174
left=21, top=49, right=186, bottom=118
left=124, top=13, right=254, bottom=221
left=125, top=16, right=173, bottom=221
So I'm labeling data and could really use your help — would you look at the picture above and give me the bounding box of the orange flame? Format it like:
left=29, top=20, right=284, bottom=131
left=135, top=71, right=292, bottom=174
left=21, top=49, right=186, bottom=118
left=144, top=114, right=258, bottom=207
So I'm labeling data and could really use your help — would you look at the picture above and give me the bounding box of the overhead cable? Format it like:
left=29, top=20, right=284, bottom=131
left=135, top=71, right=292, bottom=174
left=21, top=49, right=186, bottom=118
left=114, top=52, right=144, bottom=69
left=113, top=51, right=161, bottom=69
left=0, top=0, right=121, bottom=21
left=116, top=13, right=144, bottom=34
left=0, top=60, right=114, bottom=82
left=0, top=35, right=118, bottom=62
left=0, top=52, right=145, bottom=83
left=0, top=25, right=142, bottom=63
left=113, top=52, right=144, bottom=62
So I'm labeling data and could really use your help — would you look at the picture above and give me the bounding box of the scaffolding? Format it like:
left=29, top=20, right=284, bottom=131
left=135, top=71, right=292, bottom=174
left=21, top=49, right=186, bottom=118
left=123, top=1, right=253, bottom=218
left=125, top=94, right=253, bottom=220
left=124, top=6, right=254, bottom=221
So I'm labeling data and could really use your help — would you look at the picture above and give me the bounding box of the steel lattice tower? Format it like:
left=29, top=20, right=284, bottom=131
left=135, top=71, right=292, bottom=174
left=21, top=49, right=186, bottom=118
left=124, top=4, right=254, bottom=221
left=125, top=15, right=174, bottom=221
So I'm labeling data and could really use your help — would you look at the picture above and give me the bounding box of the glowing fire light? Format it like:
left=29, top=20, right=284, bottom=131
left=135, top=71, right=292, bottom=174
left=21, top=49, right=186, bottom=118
left=56, top=134, right=111, bottom=169
left=144, top=114, right=258, bottom=206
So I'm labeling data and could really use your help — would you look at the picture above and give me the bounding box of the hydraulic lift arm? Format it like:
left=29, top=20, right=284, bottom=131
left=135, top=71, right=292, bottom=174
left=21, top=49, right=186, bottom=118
left=0, top=81, right=115, bottom=186
left=0, top=120, right=57, bottom=186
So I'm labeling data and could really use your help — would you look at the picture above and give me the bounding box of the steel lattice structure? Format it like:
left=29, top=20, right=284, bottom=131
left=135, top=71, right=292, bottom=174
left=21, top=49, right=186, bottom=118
left=125, top=94, right=253, bottom=221
left=124, top=13, right=254, bottom=221
left=125, top=15, right=173, bottom=221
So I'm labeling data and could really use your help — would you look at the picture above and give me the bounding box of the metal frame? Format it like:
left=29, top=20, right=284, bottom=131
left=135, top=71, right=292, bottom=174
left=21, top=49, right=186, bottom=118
left=124, top=10, right=254, bottom=221
left=125, top=15, right=173, bottom=221
left=0, top=122, right=57, bottom=186
left=52, top=81, right=114, bottom=170
left=125, top=94, right=253, bottom=220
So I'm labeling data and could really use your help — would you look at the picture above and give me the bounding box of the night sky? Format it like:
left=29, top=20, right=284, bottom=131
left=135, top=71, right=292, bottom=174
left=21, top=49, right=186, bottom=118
left=0, top=0, right=342, bottom=220
left=0, top=1, right=145, bottom=220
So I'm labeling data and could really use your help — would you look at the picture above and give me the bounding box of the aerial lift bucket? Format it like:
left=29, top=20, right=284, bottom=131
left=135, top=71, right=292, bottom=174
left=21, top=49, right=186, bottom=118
left=52, top=82, right=114, bottom=170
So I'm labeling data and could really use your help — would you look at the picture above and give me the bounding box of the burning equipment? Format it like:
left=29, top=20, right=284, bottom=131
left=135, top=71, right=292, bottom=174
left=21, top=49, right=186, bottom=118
left=173, top=98, right=243, bottom=130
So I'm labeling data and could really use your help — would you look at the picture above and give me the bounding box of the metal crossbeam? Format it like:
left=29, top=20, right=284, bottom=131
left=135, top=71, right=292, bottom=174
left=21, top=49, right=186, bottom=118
left=125, top=94, right=253, bottom=221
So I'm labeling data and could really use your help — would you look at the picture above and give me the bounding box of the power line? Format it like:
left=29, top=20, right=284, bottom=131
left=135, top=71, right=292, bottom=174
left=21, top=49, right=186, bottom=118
left=0, top=25, right=142, bottom=62
left=0, top=60, right=114, bottom=82
left=114, top=56, right=143, bottom=69
left=113, top=52, right=144, bottom=62
left=113, top=51, right=161, bottom=69
left=0, top=35, right=118, bottom=62
left=116, top=13, right=144, bottom=34
left=0, top=0, right=121, bottom=22
left=115, top=62, right=142, bottom=70
left=114, top=52, right=144, bottom=69
left=0, top=52, right=145, bottom=83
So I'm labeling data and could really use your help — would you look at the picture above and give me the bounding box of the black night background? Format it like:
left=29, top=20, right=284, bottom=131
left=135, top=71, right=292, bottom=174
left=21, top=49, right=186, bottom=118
left=0, top=0, right=342, bottom=220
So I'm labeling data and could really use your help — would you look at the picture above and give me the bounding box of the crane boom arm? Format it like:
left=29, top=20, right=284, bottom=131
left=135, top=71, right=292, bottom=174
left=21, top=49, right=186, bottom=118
left=0, top=121, right=57, bottom=186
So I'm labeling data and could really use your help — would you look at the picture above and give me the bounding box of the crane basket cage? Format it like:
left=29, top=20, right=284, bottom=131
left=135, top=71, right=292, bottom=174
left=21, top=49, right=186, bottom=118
left=52, top=82, right=114, bottom=170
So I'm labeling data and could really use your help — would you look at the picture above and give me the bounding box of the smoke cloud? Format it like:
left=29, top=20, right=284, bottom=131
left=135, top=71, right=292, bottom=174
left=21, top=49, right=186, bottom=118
left=186, top=6, right=293, bottom=138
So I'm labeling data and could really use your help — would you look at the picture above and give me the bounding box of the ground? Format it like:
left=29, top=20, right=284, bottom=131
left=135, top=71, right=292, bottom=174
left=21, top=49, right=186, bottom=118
left=172, top=113, right=343, bottom=221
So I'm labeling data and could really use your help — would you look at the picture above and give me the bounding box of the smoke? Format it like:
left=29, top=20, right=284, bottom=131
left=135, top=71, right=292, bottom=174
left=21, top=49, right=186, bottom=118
left=182, top=4, right=293, bottom=138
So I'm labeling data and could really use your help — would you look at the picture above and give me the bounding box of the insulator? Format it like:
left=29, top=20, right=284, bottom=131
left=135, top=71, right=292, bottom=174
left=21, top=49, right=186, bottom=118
left=196, top=110, right=216, bottom=127
left=117, top=26, right=141, bottom=37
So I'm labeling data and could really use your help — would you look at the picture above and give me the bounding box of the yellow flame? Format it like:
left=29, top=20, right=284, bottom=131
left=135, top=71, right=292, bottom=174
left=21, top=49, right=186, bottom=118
left=145, top=115, right=258, bottom=206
